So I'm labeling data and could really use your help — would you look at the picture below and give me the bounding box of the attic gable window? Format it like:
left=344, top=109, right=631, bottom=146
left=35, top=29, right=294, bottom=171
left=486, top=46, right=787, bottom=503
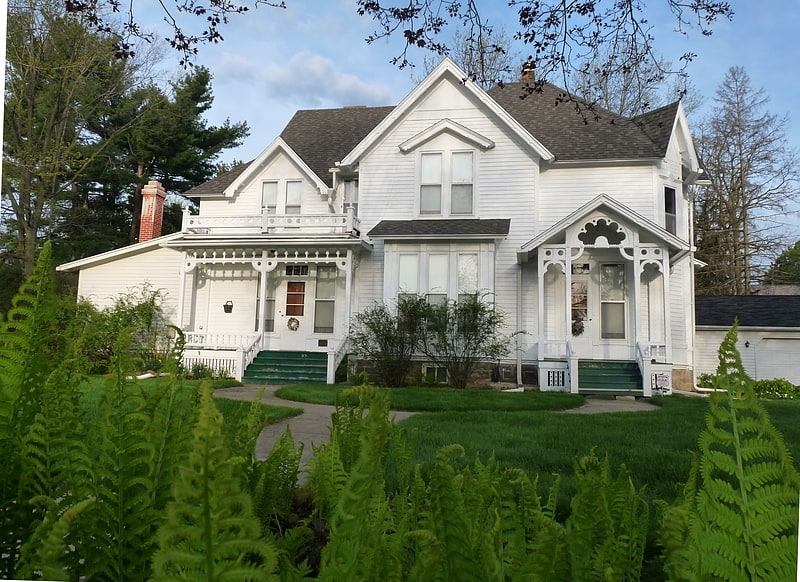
left=419, top=150, right=474, bottom=217
left=261, top=181, right=277, bottom=214
left=420, top=153, right=443, bottom=214
left=451, top=151, right=473, bottom=214
left=286, top=181, right=302, bottom=214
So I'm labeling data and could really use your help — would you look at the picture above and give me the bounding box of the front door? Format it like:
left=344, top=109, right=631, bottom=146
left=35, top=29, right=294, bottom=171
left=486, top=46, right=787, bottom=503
left=569, top=259, right=633, bottom=360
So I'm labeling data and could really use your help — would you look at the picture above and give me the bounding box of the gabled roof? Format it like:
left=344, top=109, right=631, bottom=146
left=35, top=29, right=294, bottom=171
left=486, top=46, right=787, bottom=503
left=340, top=58, right=554, bottom=166
left=222, top=137, right=331, bottom=198
left=487, top=83, right=675, bottom=161
left=281, top=105, right=395, bottom=187
left=518, top=194, right=690, bottom=262
left=696, top=295, right=800, bottom=328
left=185, top=162, right=250, bottom=198
left=369, top=218, right=510, bottom=239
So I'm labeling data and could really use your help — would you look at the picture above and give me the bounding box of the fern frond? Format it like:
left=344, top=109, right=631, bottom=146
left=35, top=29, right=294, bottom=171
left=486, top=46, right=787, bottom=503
left=319, top=386, right=396, bottom=581
left=16, top=497, right=95, bottom=581
left=250, top=426, right=304, bottom=532
left=151, top=383, right=278, bottom=581
left=662, top=323, right=800, bottom=581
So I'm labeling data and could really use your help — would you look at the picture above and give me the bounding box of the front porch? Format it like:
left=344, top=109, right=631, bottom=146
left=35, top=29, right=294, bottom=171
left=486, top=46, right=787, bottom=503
left=167, top=209, right=368, bottom=383
left=181, top=332, right=349, bottom=384
left=519, top=196, right=690, bottom=397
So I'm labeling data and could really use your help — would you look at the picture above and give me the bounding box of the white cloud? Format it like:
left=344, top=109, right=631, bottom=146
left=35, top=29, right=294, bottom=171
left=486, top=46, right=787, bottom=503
left=261, top=52, right=395, bottom=107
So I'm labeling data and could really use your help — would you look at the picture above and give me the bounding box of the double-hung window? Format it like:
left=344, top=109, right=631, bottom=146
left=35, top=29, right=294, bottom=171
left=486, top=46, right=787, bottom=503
left=420, top=153, right=443, bottom=215
left=419, top=151, right=474, bottom=216
left=664, top=187, right=677, bottom=235
left=450, top=152, right=474, bottom=214
left=314, top=266, right=337, bottom=333
left=261, top=181, right=277, bottom=214
left=285, top=181, right=302, bottom=214
left=343, top=180, right=358, bottom=216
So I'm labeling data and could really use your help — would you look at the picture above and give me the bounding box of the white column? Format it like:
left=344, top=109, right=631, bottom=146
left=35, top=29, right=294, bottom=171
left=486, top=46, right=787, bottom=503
left=177, top=251, right=188, bottom=329
left=663, top=255, right=673, bottom=363
left=257, top=251, right=268, bottom=347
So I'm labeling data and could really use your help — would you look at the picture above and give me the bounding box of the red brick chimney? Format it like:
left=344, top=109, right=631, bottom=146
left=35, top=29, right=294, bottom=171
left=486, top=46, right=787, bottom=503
left=521, top=60, right=535, bottom=84
left=139, top=180, right=167, bottom=242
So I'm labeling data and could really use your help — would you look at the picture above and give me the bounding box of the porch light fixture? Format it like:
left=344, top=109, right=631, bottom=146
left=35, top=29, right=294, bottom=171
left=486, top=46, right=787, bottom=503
left=745, top=340, right=750, bottom=348
left=223, top=301, right=233, bottom=313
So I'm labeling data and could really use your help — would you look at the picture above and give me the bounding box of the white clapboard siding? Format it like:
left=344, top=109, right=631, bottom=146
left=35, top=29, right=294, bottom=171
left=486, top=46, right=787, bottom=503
left=538, top=165, right=655, bottom=229
left=77, top=246, right=183, bottom=322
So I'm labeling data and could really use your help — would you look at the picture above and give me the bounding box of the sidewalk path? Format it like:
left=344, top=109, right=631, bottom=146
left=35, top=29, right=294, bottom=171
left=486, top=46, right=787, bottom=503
left=214, top=384, right=415, bottom=465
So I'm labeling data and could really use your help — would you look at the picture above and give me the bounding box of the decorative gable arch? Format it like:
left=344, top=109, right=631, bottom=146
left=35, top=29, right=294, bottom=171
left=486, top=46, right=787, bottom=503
left=398, top=118, right=495, bottom=154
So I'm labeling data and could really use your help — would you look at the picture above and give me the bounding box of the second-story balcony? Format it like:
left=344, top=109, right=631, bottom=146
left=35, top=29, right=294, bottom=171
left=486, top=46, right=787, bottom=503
left=181, top=207, right=361, bottom=237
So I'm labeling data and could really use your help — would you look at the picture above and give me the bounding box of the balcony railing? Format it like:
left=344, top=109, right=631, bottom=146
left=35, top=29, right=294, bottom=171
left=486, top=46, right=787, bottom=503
left=181, top=207, right=360, bottom=236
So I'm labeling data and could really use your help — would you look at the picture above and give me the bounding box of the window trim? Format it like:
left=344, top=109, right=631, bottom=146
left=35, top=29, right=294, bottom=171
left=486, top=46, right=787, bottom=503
left=417, top=149, right=475, bottom=217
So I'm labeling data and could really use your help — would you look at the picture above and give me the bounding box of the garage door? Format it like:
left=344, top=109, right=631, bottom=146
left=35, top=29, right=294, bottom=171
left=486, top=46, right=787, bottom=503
left=756, top=338, right=800, bottom=384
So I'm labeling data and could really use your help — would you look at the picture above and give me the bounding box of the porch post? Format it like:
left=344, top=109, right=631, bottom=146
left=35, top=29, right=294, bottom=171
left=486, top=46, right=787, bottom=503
left=564, top=246, right=573, bottom=351
left=257, top=251, right=268, bottom=340
left=537, top=250, right=545, bottom=357
left=632, top=243, right=642, bottom=357
left=663, top=256, right=673, bottom=362
left=177, top=251, right=188, bottom=329
left=344, top=249, right=353, bottom=334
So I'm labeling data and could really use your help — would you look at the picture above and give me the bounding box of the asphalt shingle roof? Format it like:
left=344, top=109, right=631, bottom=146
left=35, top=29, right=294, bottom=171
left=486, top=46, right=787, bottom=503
left=695, top=295, right=800, bottom=328
left=185, top=161, right=251, bottom=198
left=486, top=82, right=670, bottom=160
left=368, top=218, right=511, bottom=238
left=281, top=106, right=395, bottom=187
left=186, top=81, right=680, bottom=196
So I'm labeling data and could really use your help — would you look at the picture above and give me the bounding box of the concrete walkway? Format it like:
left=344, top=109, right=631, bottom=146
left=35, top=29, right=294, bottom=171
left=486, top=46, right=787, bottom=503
left=215, top=384, right=415, bottom=465
left=215, top=385, right=664, bottom=463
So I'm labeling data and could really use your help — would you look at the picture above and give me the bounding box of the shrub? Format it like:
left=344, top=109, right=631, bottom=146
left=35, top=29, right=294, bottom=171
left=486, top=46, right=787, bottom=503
left=754, top=377, right=799, bottom=399
left=696, top=372, right=716, bottom=388
left=419, top=292, right=511, bottom=389
left=349, top=295, right=428, bottom=387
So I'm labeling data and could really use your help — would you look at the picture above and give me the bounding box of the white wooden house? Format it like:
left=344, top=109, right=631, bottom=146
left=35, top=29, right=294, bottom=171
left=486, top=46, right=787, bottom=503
left=58, top=59, right=704, bottom=394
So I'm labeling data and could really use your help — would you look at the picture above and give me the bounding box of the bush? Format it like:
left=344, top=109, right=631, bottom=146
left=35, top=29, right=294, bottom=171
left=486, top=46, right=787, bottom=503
left=754, top=378, right=799, bottom=399
left=349, top=295, right=428, bottom=387
left=696, top=372, right=716, bottom=388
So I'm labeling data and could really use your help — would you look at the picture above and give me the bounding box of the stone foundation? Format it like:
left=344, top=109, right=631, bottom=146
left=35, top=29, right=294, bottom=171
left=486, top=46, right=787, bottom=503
left=671, top=367, right=694, bottom=391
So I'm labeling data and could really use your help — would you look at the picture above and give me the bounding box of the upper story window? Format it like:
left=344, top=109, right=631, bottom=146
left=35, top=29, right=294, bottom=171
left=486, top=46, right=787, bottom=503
left=261, top=181, right=277, bottom=214
left=419, top=150, right=474, bottom=216
left=451, top=152, right=474, bottom=214
left=286, top=180, right=302, bottom=214
left=343, top=180, right=358, bottom=216
left=664, top=187, right=677, bottom=235
left=262, top=179, right=303, bottom=214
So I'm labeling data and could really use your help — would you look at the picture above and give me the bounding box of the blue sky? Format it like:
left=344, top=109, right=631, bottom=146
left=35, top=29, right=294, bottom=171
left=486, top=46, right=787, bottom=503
left=140, top=0, right=800, bottom=169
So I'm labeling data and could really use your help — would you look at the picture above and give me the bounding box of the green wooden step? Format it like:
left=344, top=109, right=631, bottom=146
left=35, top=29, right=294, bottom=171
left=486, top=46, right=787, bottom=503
left=243, top=351, right=327, bottom=384
left=578, top=360, right=643, bottom=394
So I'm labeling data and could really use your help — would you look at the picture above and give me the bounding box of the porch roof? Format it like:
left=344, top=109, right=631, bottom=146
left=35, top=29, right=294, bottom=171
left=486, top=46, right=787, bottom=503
left=164, top=234, right=373, bottom=253
left=368, top=218, right=511, bottom=240
left=517, top=194, right=690, bottom=263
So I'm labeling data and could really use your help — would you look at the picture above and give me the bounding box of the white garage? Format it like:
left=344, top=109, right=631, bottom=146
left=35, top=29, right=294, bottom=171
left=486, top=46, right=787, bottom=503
left=695, top=295, right=800, bottom=385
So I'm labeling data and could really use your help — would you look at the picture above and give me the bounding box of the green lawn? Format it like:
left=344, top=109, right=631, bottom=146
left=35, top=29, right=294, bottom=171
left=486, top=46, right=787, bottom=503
left=275, top=382, right=585, bottom=411
left=274, top=383, right=800, bottom=507
left=80, top=375, right=303, bottom=426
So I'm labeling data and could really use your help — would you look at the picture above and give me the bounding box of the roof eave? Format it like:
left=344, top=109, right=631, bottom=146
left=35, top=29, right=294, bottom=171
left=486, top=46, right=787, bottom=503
left=56, top=232, right=184, bottom=272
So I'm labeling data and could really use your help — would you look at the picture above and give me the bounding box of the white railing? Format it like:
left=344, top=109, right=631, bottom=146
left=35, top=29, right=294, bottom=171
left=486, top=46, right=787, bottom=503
left=182, top=333, right=260, bottom=381
left=327, top=337, right=350, bottom=384
left=540, top=340, right=567, bottom=359
left=184, top=332, right=258, bottom=349
left=182, top=208, right=360, bottom=236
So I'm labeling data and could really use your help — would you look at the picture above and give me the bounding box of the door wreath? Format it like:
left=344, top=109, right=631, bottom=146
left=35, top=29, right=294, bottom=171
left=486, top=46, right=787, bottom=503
left=287, top=317, right=300, bottom=331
